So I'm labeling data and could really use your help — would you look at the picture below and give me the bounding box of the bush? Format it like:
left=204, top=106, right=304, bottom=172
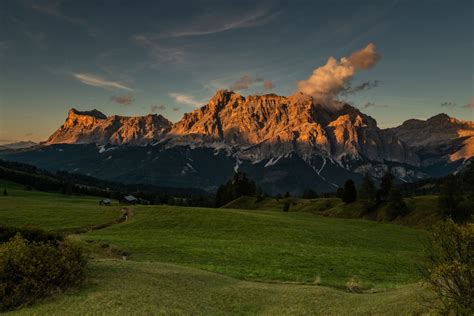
left=422, top=220, right=473, bottom=314
left=0, top=225, right=63, bottom=244
left=345, top=277, right=363, bottom=293
left=0, top=234, right=87, bottom=311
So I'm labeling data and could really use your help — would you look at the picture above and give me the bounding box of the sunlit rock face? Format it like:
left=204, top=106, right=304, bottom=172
left=167, top=90, right=418, bottom=166
left=45, top=108, right=172, bottom=145
left=388, top=113, right=474, bottom=164
left=9, top=91, right=473, bottom=193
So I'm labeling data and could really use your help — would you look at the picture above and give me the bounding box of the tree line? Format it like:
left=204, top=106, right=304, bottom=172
left=0, top=159, right=213, bottom=207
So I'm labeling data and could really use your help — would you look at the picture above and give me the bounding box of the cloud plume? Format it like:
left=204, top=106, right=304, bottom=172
left=73, top=73, right=133, bottom=91
left=297, top=43, right=381, bottom=109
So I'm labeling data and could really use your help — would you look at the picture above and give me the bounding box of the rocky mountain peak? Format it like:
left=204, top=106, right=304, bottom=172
left=45, top=109, right=172, bottom=145
left=167, top=91, right=417, bottom=166
left=68, top=108, right=107, bottom=119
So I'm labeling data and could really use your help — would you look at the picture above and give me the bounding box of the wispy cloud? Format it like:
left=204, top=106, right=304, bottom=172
left=263, top=80, right=274, bottom=90
left=361, top=102, right=387, bottom=109
left=169, top=93, right=203, bottom=107
left=150, top=104, right=166, bottom=113
left=29, top=0, right=96, bottom=36
left=133, top=35, right=186, bottom=65
left=342, top=80, right=380, bottom=96
left=463, top=98, right=474, bottom=109
left=229, top=74, right=275, bottom=91
left=230, top=75, right=253, bottom=90
left=72, top=73, right=133, bottom=91
left=440, top=101, right=457, bottom=108
left=111, top=95, right=134, bottom=105
left=158, top=7, right=280, bottom=38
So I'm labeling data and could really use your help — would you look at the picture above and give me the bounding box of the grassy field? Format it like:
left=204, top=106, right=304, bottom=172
left=0, top=180, right=121, bottom=231
left=9, top=260, right=433, bottom=316
left=1, top=181, right=436, bottom=314
left=83, top=205, right=427, bottom=289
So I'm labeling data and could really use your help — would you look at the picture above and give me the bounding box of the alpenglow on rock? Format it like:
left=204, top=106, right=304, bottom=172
left=45, top=108, right=172, bottom=145
left=167, top=90, right=418, bottom=166
left=17, top=90, right=471, bottom=194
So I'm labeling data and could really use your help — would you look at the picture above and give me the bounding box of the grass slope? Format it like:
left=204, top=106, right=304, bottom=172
left=83, top=205, right=427, bottom=289
left=225, top=195, right=441, bottom=228
left=0, top=180, right=121, bottom=231
left=9, top=259, right=433, bottom=316
left=1, top=181, right=435, bottom=314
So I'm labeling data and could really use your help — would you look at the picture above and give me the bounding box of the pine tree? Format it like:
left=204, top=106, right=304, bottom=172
left=387, top=186, right=407, bottom=219
left=302, top=189, right=318, bottom=199
left=342, top=180, right=357, bottom=204
left=359, top=174, right=376, bottom=212
left=378, top=170, right=394, bottom=202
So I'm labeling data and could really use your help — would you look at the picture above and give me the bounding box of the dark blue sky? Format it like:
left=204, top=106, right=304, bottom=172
left=0, top=0, right=472, bottom=142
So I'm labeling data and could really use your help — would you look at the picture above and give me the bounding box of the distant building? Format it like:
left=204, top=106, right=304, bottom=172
left=122, top=195, right=138, bottom=204
left=99, top=198, right=112, bottom=206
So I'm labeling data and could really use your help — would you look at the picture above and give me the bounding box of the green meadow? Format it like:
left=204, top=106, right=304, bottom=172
left=0, top=181, right=437, bottom=315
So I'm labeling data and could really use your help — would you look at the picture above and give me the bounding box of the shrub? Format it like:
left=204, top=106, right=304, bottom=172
left=0, top=225, right=63, bottom=244
left=345, top=277, right=363, bottom=293
left=0, top=234, right=87, bottom=311
left=422, top=220, right=473, bottom=314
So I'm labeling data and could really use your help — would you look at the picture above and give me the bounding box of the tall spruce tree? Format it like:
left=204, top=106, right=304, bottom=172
left=387, top=186, right=407, bottom=219
left=359, top=174, right=376, bottom=212
left=378, top=169, right=394, bottom=202
left=342, top=179, right=357, bottom=204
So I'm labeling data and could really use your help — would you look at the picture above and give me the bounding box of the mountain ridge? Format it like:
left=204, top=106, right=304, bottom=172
left=2, top=90, right=472, bottom=194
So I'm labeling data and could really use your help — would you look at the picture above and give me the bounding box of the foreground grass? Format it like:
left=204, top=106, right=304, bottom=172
left=8, top=259, right=434, bottom=316
left=83, top=205, right=427, bottom=289
left=0, top=180, right=121, bottom=231
left=1, top=182, right=435, bottom=314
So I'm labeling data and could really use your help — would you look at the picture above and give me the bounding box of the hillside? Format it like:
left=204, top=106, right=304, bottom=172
left=0, top=180, right=434, bottom=314
left=222, top=195, right=441, bottom=228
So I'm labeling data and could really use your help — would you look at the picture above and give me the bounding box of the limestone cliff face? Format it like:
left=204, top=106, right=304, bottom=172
left=388, top=113, right=474, bottom=163
left=45, top=92, right=473, bottom=170
left=167, top=90, right=418, bottom=165
left=45, top=108, right=172, bottom=145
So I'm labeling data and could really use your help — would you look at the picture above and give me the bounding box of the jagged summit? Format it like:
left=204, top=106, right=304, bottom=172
left=388, top=113, right=474, bottom=163
left=8, top=91, right=473, bottom=194
left=45, top=109, right=172, bottom=145
left=68, top=108, right=107, bottom=119
left=167, top=90, right=417, bottom=166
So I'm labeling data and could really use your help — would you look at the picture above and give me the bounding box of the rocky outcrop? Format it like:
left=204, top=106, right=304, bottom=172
left=388, top=113, right=474, bottom=164
left=167, top=90, right=418, bottom=165
left=45, top=108, right=172, bottom=145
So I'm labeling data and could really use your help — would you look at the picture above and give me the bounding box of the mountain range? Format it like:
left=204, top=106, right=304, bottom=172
left=1, top=90, right=472, bottom=194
